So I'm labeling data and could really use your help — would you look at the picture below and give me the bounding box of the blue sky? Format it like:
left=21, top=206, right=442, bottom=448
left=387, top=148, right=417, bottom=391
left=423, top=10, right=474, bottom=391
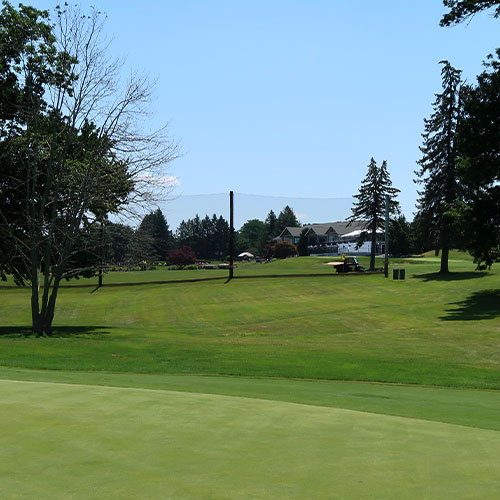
left=36, top=1, right=499, bottom=228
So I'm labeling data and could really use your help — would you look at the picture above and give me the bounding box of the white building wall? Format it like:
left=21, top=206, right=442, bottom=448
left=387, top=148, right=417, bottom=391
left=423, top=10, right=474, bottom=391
left=337, top=241, right=373, bottom=255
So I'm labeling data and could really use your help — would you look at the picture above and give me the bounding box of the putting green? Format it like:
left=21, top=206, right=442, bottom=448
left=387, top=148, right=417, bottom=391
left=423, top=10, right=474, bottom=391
left=1, top=379, right=500, bottom=499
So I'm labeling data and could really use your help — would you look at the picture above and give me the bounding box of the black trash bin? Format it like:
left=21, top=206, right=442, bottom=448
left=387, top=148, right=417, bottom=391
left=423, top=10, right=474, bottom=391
left=399, top=268, right=406, bottom=280
left=393, top=268, right=399, bottom=280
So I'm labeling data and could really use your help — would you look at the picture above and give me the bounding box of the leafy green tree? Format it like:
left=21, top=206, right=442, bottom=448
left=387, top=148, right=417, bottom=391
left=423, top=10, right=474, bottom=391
left=0, top=4, right=178, bottom=335
left=277, top=206, right=300, bottom=233
left=236, top=219, right=267, bottom=256
left=272, top=241, right=297, bottom=259
left=454, top=50, right=500, bottom=267
left=105, top=223, right=134, bottom=264
left=415, top=61, right=464, bottom=273
left=440, top=1, right=500, bottom=26
left=348, top=158, right=400, bottom=270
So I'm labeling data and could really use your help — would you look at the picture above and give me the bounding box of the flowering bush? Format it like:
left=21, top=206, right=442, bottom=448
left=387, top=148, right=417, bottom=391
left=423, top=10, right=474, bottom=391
left=272, top=241, right=297, bottom=259
left=166, top=246, right=197, bottom=267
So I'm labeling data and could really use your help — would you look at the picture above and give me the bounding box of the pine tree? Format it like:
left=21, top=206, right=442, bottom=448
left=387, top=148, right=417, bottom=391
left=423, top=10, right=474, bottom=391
left=415, top=61, right=463, bottom=273
left=348, top=158, right=400, bottom=270
left=174, top=213, right=229, bottom=260
left=277, top=206, right=300, bottom=232
left=136, top=209, right=172, bottom=261
left=265, top=210, right=278, bottom=239
left=455, top=50, right=500, bottom=267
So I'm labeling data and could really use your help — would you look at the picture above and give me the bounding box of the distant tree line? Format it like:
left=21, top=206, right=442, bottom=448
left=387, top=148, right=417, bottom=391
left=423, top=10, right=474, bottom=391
left=105, top=204, right=302, bottom=264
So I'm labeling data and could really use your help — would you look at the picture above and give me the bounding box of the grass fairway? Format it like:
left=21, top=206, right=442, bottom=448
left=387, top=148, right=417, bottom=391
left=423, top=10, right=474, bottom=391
left=2, top=377, right=500, bottom=500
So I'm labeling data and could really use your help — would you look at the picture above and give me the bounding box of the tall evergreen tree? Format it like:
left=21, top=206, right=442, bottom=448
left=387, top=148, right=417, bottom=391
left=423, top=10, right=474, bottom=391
left=410, top=211, right=436, bottom=254
left=213, top=215, right=230, bottom=259
left=348, top=158, right=400, bottom=270
left=265, top=210, right=278, bottom=239
left=415, top=61, right=464, bottom=273
left=454, top=50, right=500, bottom=267
left=135, top=209, right=172, bottom=261
left=277, top=206, right=300, bottom=232
left=389, top=216, right=412, bottom=257
left=175, top=213, right=229, bottom=260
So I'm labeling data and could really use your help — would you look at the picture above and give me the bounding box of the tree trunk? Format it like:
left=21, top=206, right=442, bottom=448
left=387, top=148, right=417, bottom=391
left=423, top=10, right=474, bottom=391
left=370, top=228, right=377, bottom=270
left=42, top=280, right=61, bottom=336
left=440, top=245, right=450, bottom=273
left=439, top=217, right=450, bottom=274
left=30, top=246, right=42, bottom=336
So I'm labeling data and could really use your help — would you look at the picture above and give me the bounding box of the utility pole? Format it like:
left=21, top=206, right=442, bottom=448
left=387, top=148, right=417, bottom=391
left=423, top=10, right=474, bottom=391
left=384, top=195, right=389, bottom=278
left=229, top=191, right=234, bottom=280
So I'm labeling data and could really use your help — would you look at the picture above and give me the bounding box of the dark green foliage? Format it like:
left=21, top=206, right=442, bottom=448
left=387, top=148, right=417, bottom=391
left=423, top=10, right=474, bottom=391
left=277, top=206, right=300, bottom=233
left=236, top=219, right=268, bottom=256
left=133, top=209, right=172, bottom=262
left=272, top=241, right=297, bottom=259
left=440, top=0, right=500, bottom=26
left=175, top=214, right=229, bottom=260
left=410, top=212, right=435, bottom=254
left=415, top=61, right=464, bottom=273
left=105, top=223, right=134, bottom=264
left=348, top=158, right=400, bottom=270
left=297, top=228, right=309, bottom=256
left=167, top=246, right=196, bottom=267
left=389, top=216, right=412, bottom=256
left=265, top=210, right=278, bottom=240
left=455, top=50, right=500, bottom=267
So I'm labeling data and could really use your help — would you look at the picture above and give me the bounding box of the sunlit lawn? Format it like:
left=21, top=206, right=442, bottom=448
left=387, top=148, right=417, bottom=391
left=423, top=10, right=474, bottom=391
left=1, top=253, right=500, bottom=498
left=0, top=253, right=499, bottom=388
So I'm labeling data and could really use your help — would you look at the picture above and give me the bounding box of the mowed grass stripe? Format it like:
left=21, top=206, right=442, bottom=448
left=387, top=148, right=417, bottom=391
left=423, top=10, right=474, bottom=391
left=1, top=379, right=500, bottom=500
left=1, top=368, right=500, bottom=432
left=0, top=256, right=499, bottom=388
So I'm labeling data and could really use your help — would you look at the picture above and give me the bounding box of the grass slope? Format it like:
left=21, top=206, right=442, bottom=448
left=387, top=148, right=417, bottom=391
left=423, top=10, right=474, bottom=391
left=0, top=255, right=499, bottom=388
left=2, top=378, right=500, bottom=500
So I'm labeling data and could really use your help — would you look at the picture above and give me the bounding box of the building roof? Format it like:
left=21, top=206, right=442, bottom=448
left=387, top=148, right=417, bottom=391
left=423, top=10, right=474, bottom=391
left=341, top=228, right=383, bottom=238
left=278, top=221, right=367, bottom=239
left=280, top=227, right=306, bottom=238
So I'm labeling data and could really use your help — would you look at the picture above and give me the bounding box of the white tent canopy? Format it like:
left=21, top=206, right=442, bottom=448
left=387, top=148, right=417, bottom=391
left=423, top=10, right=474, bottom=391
left=238, top=252, right=254, bottom=258
left=341, top=228, right=384, bottom=239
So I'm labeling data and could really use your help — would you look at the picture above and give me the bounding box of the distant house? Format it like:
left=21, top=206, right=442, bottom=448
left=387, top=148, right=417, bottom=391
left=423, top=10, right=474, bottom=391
left=275, top=221, right=385, bottom=256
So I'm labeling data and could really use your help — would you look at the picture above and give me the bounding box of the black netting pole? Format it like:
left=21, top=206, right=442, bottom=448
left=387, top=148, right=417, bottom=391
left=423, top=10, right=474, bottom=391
left=229, top=191, right=234, bottom=279
left=384, top=195, right=389, bottom=278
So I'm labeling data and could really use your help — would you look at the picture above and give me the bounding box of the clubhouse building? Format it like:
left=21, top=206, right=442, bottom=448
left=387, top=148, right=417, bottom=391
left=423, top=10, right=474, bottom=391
left=275, top=221, right=385, bottom=256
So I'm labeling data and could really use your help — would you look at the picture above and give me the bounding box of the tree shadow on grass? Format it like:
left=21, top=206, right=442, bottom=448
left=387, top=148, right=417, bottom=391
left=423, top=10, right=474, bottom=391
left=441, top=289, right=500, bottom=321
left=0, top=326, right=112, bottom=337
left=414, top=271, right=489, bottom=282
